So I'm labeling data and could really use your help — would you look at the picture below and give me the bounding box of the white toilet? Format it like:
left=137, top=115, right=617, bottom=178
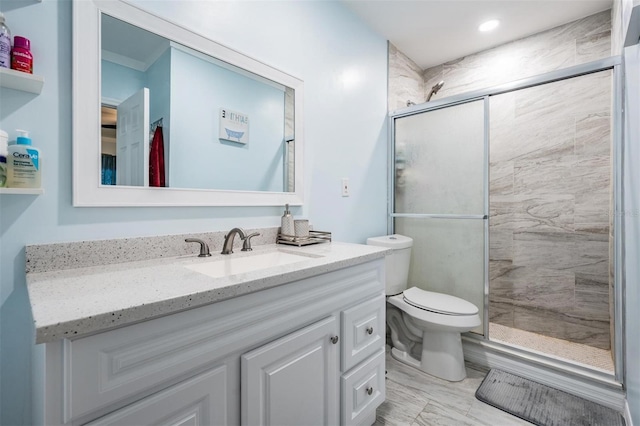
left=367, top=234, right=481, bottom=382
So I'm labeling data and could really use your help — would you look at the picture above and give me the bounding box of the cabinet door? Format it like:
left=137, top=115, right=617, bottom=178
left=84, top=365, right=228, bottom=426
left=241, top=316, right=339, bottom=426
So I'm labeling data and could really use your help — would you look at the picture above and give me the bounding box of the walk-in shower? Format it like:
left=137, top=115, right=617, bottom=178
left=388, top=57, right=622, bottom=381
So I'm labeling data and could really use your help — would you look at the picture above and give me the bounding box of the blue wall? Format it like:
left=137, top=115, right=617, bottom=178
left=0, top=1, right=388, bottom=424
left=101, top=60, right=146, bottom=103
left=169, top=47, right=286, bottom=191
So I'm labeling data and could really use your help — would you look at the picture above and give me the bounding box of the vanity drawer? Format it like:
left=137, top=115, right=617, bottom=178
left=341, top=294, right=385, bottom=372
left=341, top=348, right=385, bottom=426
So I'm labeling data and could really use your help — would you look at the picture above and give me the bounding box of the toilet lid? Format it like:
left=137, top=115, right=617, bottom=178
left=403, top=287, right=479, bottom=316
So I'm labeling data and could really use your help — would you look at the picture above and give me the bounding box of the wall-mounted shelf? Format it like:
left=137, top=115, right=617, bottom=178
left=0, top=68, right=44, bottom=94
left=0, top=188, right=44, bottom=195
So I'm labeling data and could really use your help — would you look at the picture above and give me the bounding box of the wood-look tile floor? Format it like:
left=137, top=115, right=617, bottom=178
left=375, top=347, right=530, bottom=426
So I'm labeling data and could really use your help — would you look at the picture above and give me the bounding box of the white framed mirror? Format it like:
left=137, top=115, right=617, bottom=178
left=73, top=0, right=304, bottom=206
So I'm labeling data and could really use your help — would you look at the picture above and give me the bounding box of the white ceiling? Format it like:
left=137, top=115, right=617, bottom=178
left=102, top=14, right=168, bottom=71
left=343, top=0, right=613, bottom=70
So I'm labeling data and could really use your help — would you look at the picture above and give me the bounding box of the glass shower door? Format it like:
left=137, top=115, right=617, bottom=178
left=392, top=100, right=486, bottom=333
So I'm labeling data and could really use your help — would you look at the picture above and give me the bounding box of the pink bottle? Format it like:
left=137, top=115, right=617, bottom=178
left=11, top=36, right=32, bottom=74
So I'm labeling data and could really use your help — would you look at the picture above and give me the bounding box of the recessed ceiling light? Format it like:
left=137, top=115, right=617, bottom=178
left=478, top=19, right=500, bottom=32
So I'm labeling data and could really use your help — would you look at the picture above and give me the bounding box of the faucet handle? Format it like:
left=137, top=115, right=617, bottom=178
left=185, top=238, right=212, bottom=257
left=241, top=232, right=261, bottom=251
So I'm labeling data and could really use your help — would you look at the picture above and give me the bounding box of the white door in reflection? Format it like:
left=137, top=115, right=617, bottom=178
left=116, top=87, right=149, bottom=186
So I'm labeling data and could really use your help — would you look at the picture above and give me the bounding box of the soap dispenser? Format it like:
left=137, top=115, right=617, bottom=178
left=281, top=204, right=294, bottom=237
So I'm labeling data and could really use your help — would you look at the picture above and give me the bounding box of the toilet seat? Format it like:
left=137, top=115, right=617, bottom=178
left=403, top=287, right=479, bottom=316
left=387, top=292, right=481, bottom=332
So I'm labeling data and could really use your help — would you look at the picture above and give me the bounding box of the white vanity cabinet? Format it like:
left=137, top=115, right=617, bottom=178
left=35, top=259, right=386, bottom=426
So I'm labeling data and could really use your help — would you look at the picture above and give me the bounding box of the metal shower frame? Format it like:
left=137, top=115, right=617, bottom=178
left=387, top=56, right=625, bottom=384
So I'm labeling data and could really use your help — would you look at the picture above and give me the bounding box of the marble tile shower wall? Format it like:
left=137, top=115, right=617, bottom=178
left=489, top=71, right=612, bottom=350
left=387, top=10, right=614, bottom=350
left=388, top=42, right=425, bottom=111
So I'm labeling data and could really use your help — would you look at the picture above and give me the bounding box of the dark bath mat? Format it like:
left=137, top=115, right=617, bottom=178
left=475, top=369, right=625, bottom=426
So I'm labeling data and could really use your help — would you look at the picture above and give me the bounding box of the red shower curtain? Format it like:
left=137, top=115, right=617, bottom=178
left=149, top=126, right=166, bottom=187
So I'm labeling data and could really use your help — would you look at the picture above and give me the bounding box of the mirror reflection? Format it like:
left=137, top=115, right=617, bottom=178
left=100, top=14, right=295, bottom=192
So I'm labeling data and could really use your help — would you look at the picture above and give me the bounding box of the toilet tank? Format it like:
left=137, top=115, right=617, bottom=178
left=366, top=234, right=413, bottom=295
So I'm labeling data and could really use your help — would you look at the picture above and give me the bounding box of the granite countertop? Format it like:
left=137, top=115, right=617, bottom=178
left=27, top=242, right=389, bottom=344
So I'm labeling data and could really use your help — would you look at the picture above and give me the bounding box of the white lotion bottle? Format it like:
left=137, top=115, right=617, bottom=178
left=281, top=204, right=294, bottom=237
left=7, top=129, right=41, bottom=188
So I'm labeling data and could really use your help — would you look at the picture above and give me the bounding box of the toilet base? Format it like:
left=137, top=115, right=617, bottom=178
left=390, top=328, right=467, bottom=382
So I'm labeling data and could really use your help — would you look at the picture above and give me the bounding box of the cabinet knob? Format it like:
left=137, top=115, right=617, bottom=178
left=330, top=336, right=339, bottom=344
left=366, top=387, right=373, bottom=395
left=366, top=327, right=374, bottom=335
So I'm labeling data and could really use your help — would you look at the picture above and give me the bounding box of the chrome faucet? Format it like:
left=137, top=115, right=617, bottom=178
left=221, top=228, right=247, bottom=255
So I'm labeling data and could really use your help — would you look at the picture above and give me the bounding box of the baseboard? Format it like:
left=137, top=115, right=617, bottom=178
left=625, top=399, right=634, bottom=426
left=463, top=337, right=626, bottom=411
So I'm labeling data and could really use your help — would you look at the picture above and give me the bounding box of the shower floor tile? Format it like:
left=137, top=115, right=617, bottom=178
left=489, top=323, right=614, bottom=373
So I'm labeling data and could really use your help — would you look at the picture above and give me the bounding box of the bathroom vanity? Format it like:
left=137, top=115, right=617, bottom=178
left=28, top=242, right=388, bottom=425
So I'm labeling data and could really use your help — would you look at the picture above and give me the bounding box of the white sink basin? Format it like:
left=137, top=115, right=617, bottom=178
left=185, top=250, right=319, bottom=278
